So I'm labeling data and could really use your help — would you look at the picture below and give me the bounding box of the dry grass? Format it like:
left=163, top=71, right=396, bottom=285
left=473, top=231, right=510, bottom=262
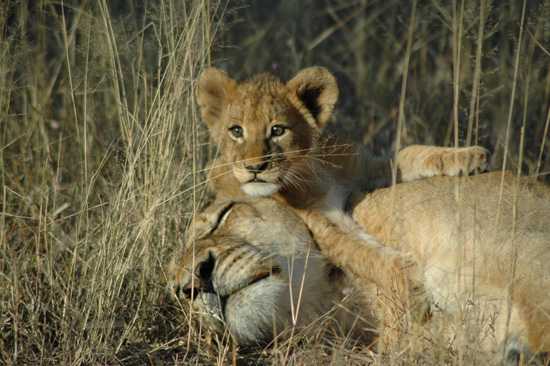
left=1, top=0, right=549, bottom=365
left=1, top=0, right=220, bottom=364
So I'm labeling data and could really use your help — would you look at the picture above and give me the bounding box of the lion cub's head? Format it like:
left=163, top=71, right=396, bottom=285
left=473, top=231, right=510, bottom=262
left=197, top=67, right=339, bottom=197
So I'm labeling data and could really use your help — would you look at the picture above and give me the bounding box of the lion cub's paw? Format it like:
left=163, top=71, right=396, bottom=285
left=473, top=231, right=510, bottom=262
left=382, top=250, right=430, bottom=323
left=376, top=252, right=430, bottom=353
left=398, top=145, right=489, bottom=182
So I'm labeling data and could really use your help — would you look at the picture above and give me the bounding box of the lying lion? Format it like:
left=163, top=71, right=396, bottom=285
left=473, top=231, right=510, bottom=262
left=171, top=172, right=550, bottom=364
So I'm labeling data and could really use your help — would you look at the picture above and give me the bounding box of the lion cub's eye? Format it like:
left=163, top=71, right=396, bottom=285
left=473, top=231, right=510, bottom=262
left=228, top=125, right=244, bottom=138
left=270, top=125, right=287, bottom=137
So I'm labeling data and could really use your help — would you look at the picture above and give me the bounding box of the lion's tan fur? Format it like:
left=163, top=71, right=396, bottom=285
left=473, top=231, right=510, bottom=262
left=354, top=172, right=550, bottom=355
left=171, top=173, right=550, bottom=360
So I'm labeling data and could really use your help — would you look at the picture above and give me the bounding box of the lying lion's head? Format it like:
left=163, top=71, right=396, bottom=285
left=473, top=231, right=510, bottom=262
left=170, top=198, right=369, bottom=345
left=196, top=67, right=339, bottom=197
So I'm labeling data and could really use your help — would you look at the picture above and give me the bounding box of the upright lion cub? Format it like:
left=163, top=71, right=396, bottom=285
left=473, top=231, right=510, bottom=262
left=195, top=66, right=488, bottom=331
left=197, top=67, right=487, bottom=204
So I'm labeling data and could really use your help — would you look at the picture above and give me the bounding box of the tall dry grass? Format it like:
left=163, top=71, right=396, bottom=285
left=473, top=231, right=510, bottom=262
left=1, top=1, right=227, bottom=364
left=1, top=0, right=549, bottom=365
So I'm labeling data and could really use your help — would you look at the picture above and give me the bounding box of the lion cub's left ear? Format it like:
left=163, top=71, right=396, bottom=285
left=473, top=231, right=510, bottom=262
left=286, top=67, right=339, bottom=129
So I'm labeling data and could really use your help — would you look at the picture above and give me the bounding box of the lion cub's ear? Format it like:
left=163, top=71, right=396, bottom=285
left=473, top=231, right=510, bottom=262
left=196, top=67, right=237, bottom=128
left=286, top=67, right=339, bottom=129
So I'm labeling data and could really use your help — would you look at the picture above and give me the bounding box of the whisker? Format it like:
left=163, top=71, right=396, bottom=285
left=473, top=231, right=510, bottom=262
left=204, top=143, right=358, bottom=173
left=281, top=168, right=310, bottom=192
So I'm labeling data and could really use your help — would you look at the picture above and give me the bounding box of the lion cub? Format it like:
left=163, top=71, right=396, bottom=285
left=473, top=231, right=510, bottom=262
left=195, top=66, right=488, bottom=330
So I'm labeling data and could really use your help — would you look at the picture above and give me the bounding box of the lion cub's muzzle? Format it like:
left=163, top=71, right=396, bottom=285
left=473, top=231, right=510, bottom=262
left=233, top=159, right=283, bottom=197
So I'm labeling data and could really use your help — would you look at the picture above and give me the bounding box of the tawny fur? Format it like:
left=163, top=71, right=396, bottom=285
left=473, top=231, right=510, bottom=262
left=353, top=172, right=550, bottom=357
left=171, top=173, right=550, bottom=362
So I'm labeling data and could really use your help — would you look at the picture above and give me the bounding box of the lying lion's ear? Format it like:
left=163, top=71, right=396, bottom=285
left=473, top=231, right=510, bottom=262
left=286, top=67, right=339, bottom=129
left=196, top=67, right=237, bottom=128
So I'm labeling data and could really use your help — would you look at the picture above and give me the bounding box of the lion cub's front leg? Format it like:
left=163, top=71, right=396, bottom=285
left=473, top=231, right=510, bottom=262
left=292, top=207, right=428, bottom=350
left=397, top=145, right=489, bottom=182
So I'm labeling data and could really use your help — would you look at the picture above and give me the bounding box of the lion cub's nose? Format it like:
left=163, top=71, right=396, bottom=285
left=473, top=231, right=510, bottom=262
left=245, top=161, right=269, bottom=174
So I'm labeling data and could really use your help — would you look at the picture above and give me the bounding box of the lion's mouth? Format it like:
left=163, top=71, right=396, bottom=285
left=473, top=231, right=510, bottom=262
left=185, top=267, right=278, bottom=299
left=249, top=177, right=267, bottom=183
left=233, top=165, right=282, bottom=184
left=245, top=170, right=279, bottom=184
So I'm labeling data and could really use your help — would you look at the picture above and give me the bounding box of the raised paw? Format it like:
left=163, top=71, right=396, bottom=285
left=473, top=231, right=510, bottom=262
left=398, top=145, right=489, bottom=182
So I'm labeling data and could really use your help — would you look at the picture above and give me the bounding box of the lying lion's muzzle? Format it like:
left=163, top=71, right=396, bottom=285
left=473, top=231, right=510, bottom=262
left=177, top=242, right=281, bottom=300
left=171, top=239, right=296, bottom=345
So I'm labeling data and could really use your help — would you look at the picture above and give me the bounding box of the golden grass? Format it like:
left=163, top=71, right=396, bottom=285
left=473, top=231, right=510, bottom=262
left=1, top=0, right=549, bottom=365
left=1, top=0, right=218, bottom=363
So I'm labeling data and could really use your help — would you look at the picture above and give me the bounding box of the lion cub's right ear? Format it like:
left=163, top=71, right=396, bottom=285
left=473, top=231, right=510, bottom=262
left=196, top=68, right=237, bottom=128
left=286, top=67, right=339, bottom=129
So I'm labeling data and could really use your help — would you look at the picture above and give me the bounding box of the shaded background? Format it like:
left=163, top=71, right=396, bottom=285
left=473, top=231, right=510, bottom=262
left=216, top=1, right=550, bottom=174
